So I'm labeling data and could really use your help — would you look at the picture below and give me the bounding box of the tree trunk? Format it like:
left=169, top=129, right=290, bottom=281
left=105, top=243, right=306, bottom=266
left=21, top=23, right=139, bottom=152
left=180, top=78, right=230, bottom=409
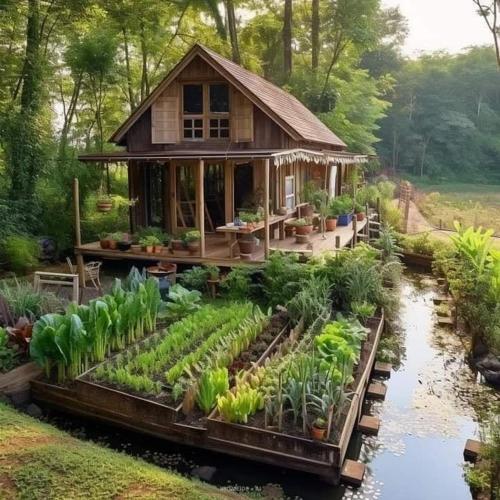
left=283, top=0, right=292, bottom=80
left=140, top=22, right=150, bottom=101
left=226, top=0, right=240, bottom=64
left=122, top=26, right=136, bottom=111
left=58, top=72, right=82, bottom=159
left=311, top=0, right=319, bottom=73
left=9, top=0, right=42, bottom=204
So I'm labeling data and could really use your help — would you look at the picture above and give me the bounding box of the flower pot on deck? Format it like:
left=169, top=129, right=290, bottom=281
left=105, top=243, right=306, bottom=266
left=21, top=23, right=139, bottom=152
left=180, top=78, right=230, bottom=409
left=356, top=212, right=365, bottom=222
left=187, top=241, right=200, bottom=255
left=109, top=240, right=118, bottom=250
left=100, top=239, right=111, bottom=249
left=153, top=245, right=163, bottom=254
left=117, top=241, right=131, bottom=252
left=295, top=224, right=313, bottom=236
left=171, top=239, right=184, bottom=252
left=144, top=245, right=154, bottom=254
left=325, top=218, right=337, bottom=232
left=337, top=213, right=353, bottom=226
left=238, top=237, right=256, bottom=255
left=311, top=426, right=326, bottom=441
left=301, top=204, right=314, bottom=218
left=130, top=244, right=142, bottom=253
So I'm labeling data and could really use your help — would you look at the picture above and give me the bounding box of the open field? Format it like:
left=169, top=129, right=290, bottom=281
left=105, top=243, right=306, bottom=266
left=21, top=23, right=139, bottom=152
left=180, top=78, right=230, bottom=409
left=0, top=403, right=242, bottom=500
left=412, top=182, right=500, bottom=236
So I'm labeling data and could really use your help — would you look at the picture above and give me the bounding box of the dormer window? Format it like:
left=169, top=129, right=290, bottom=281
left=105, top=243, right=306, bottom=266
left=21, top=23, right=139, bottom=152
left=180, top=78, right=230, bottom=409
left=182, top=83, right=230, bottom=141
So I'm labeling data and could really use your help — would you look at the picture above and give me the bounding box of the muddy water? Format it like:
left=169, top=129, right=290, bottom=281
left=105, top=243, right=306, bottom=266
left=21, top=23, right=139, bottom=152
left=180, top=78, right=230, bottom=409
left=45, top=272, right=499, bottom=499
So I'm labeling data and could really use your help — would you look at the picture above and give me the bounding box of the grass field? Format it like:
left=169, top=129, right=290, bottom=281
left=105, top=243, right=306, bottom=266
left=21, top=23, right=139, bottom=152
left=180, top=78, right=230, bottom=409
left=412, top=182, right=500, bottom=236
left=0, top=403, right=244, bottom=500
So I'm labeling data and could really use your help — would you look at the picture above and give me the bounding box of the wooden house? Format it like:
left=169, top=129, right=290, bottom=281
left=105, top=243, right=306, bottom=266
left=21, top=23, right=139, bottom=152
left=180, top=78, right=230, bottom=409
left=77, top=44, right=368, bottom=266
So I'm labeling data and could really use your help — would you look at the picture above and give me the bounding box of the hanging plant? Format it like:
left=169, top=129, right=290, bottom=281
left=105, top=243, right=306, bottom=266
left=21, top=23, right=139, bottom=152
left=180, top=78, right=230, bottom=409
left=96, top=195, right=113, bottom=212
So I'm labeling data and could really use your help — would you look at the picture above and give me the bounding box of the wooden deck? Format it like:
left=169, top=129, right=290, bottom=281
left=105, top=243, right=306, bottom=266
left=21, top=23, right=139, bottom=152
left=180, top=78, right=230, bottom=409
left=76, top=219, right=367, bottom=267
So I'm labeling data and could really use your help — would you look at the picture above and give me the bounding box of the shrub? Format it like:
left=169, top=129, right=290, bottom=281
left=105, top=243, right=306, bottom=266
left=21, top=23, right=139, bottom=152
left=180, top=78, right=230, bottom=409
left=179, top=266, right=209, bottom=292
left=220, top=266, right=252, bottom=300
left=2, top=236, right=39, bottom=275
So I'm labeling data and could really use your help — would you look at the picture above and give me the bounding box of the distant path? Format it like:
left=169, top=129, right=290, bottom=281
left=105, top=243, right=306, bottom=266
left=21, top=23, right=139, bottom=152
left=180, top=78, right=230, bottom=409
left=401, top=199, right=500, bottom=246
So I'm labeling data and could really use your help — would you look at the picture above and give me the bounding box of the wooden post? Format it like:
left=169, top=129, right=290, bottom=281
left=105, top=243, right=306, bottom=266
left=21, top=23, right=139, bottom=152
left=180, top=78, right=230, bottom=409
left=196, top=160, right=206, bottom=257
left=264, top=159, right=270, bottom=259
left=353, top=217, right=358, bottom=246
left=365, top=203, right=369, bottom=236
left=73, top=178, right=85, bottom=285
left=335, top=235, right=340, bottom=248
left=376, top=197, right=381, bottom=223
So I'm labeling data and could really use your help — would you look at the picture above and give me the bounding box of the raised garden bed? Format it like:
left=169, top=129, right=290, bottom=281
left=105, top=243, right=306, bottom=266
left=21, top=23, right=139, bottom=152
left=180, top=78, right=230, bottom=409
left=400, top=250, right=433, bottom=270
left=31, top=312, right=384, bottom=484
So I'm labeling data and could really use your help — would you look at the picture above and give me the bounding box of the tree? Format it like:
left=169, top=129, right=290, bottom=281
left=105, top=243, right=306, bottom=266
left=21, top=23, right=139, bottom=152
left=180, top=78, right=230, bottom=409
left=473, top=0, right=500, bottom=66
left=283, top=0, right=292, bottom=80
left=225, top=0, right=240, bottom=63
left=311, top=0, right=319, bottom=73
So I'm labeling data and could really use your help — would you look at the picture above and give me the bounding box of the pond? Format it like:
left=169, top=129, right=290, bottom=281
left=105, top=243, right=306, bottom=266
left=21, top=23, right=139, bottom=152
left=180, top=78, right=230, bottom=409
left=44, top=271, right=499, bottom=499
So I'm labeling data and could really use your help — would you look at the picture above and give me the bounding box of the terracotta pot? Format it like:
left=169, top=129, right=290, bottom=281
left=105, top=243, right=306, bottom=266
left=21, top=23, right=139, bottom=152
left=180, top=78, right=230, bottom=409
left=100, top=239, right=111, bottom=249
left=295, top=225, right=313, bottom=236
left=326, top=218, right=337, bottom=231
left=97, top=200, right=113, bottom=212
left=311, top=426, right=326, bottom=441
left=130, top=244, right=142, bottom=253
left=301, top=204, right=314, bottom=218
left=109, top=240, right=118, bottom=250
left=171, top=239, right=184, bottom=251
left=356, top=212, right=365, bottom=221
left=145, top=245, right=154, bottom=254
left=153, top=245, right=163, bottom=254
left=187, top=241, right=200, bottom=255
left=238, top=238, right=256, bottom=254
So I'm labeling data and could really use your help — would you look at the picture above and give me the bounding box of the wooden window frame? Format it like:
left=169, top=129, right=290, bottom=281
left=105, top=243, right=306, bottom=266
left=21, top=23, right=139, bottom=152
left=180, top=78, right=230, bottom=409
left=284, top=175, right=295, bottom=210
left=181, top=82, right=230, bottom=142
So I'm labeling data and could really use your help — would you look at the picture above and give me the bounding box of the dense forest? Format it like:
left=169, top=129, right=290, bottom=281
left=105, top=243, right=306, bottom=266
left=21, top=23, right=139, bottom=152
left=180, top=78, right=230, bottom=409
left=0, top=0, right=498, bottom=255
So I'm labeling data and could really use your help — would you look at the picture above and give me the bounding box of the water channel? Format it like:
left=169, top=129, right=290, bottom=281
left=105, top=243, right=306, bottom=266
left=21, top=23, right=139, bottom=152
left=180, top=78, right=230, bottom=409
left=45, top=271, right=499, bottom=499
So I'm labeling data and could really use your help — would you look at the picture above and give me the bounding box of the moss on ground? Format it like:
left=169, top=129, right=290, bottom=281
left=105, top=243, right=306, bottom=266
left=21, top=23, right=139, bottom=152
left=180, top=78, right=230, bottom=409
left=0, top=402, right=243, bottom=500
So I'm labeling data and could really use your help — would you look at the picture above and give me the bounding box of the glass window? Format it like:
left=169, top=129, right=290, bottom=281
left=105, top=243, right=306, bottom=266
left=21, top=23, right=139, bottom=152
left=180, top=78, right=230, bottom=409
left=285, top=176, right=295, bottom=210
left=209, top=117, right=230, bottom=139
left=183, top=84, right=203, bottom=114
left=183, top=118, right=203, bottom=140
left=210, top=84, right=229, bottom=113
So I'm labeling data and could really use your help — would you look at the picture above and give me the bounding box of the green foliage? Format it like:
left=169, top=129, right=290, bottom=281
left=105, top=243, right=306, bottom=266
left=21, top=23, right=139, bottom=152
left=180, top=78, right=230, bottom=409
left=217, top=383, right=264, bottom=424
left=0, top=327, right=20, bottom=373
left=180, top=266, right=209, bottom=292
left=351, top=301, right=376, bottom=323
left=196, top=367, right=229, bottom=414
left=220, top=266, right=253, bottom=301
left=328, top=194, right=353, bottom=216
left=183, top=230, right=201, bottom=243
left=162, top=284, right=201, bottom=322
left=1, top=235, right=39, bottom=275
left=262, top=252, right=310, bottom=308
left=0, top=279, right=63, bottom=321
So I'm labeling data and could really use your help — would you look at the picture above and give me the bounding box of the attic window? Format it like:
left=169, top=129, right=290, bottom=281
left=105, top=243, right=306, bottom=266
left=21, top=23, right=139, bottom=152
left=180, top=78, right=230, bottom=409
left=183, top=84, right=203, bottom=114
left=209, top=84, right=229, bottom=113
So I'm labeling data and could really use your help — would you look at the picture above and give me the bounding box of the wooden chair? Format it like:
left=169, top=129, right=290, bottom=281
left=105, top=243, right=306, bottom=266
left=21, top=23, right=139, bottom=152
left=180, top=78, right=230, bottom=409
left=66, top=257, right=103, bottom=293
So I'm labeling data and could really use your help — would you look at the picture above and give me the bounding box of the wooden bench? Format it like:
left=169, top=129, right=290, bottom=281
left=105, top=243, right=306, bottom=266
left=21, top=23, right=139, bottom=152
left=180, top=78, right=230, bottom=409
left=34, top=271, right=79, bottom=303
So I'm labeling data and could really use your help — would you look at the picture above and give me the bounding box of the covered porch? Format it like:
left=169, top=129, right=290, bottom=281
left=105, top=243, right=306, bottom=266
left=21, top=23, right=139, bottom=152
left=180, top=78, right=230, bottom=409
left=77, top=148, right=368, bottom=266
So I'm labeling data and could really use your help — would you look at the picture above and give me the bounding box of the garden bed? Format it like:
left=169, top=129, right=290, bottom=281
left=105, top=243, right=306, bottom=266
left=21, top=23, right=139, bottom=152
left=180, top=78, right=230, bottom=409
left=206, top=313, right=384, bottom=483
left=31, top=313, right=384, bottom=484
left=400, top=250, right=433, bottom=270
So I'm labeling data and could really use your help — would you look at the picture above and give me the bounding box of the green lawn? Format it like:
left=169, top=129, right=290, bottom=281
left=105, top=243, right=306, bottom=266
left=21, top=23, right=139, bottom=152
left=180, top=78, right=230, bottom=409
left=0, top=402, right=244, bottom=500
left=411, top=182, right=500, bottom=236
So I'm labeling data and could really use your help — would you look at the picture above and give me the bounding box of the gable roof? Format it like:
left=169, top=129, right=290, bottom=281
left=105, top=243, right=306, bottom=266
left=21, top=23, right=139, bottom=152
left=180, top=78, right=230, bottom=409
left=110, top=43, right=346, bottom=148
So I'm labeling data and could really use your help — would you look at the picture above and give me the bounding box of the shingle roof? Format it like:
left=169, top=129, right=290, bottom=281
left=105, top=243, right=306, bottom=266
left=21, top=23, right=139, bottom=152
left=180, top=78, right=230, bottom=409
left=200, top=45, right=346, bottom=148
left=110, top=43, right=346, bottom=148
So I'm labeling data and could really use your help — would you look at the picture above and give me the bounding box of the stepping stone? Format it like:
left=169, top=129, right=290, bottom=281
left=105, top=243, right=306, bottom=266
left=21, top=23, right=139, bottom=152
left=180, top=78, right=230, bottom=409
left=436, top=278, right=446, bottom=286
left=433, top=295, right=452, bottom=305
left=464, top=439, right=482, bottom=462
left=358, top=415, right=380, bottom=436
left=367, top=382, right=387, bottom=400
left=373, top=361, right=392, bottom=378
left=437, top=317, right=454, bottom=326
left=341, top=459, right=365, bottom=487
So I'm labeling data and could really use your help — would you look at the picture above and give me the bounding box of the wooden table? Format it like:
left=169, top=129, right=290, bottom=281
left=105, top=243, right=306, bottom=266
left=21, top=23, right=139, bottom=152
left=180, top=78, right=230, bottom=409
left=216, top=214, right=288, bottom=257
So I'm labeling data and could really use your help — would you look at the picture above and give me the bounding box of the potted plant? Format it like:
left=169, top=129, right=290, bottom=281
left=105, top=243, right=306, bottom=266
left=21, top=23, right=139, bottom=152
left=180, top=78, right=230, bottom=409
left=183, top=230, right=201, bottom=254
left=117, top=240, right=131, bottom=252
left=311, top=417, right=327, bottom=441
left=240, top=211, right=261, bottom=230
left=108, top=232, right=122, bottom=250
left=99, top=232, right=111, bottom=249
left=291, top=218, right=313, bottom=236
left=300, top=181, right=317, bottom=217
left=335, top=194, right=354, bottom=226
left=354, top=202, right=365, bottom=221
left=130, top=234, right=142, bottom=253
left=327, top=198, right=344, bottom=231
left=96, top=195, right=113, bottom=212
left=204, top=264, right=220, bottom=281
left=140, top=235, right=160, bottom=254
left=238, top=233, right=257, bottom=254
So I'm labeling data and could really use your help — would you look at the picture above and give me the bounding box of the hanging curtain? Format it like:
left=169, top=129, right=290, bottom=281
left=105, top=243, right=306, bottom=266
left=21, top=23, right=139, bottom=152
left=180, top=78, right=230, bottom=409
left=329, top=164, right=338, bottom=197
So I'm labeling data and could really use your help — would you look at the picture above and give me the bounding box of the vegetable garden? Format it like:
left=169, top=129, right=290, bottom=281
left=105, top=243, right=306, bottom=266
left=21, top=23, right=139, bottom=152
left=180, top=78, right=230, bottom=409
left=27, top=231, right=399, bottom=483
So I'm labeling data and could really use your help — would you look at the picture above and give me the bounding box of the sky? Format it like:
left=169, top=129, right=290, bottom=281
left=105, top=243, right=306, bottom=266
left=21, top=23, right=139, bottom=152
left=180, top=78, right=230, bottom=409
left=382, top=0, right=492, bottom=56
